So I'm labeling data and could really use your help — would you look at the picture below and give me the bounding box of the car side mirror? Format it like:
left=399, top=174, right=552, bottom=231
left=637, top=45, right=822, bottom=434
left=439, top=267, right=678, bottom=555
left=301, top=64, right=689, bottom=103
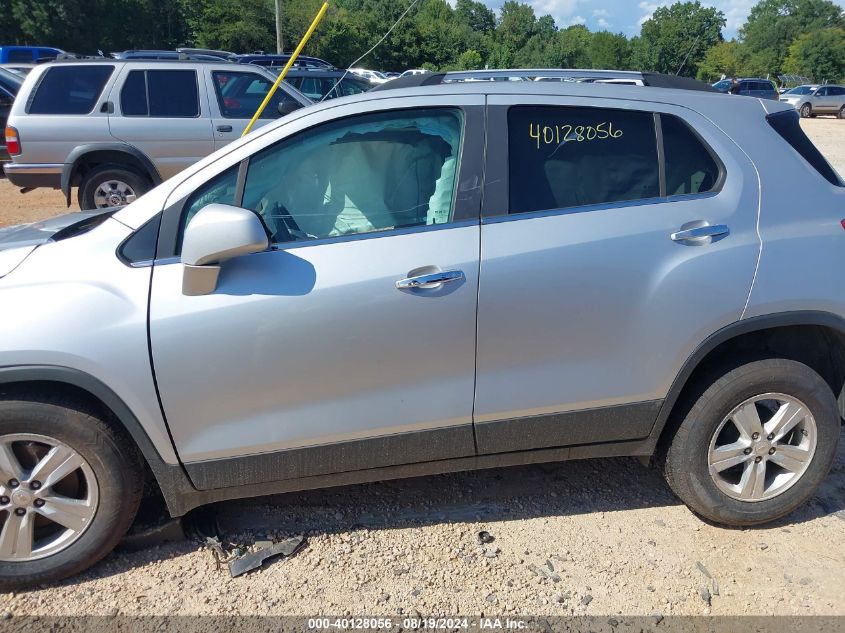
left=277, top=100, right=301, bottom=116
left=181, top=203, right=269, bottom=296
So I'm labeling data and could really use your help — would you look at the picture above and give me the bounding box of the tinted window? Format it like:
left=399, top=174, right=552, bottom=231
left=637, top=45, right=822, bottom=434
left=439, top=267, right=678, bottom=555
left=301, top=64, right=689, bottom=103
left=180, top=165, right=240, bottom=242
left=120, top=70, right=148, bottom=116
left=240, top=109, right=462, bottom=244
left=832, top=87, right=845, bottom=96
left=28, top=65, right=114, bottom=114
left=212, top=71, right=300, bottom=119
left=148, top=70, right=199, bottom=117
left=767, top=110, right=843, bottom=186
left=508, top=106, right=659, bottom=214
left=661, top=114, right=721, bottom=195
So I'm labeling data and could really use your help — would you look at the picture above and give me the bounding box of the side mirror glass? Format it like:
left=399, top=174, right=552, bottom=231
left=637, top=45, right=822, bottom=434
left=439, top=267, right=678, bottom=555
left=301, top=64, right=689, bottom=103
left=181, top=203, right=269, bottom=296
left=277, top=100, right=301, bottom=116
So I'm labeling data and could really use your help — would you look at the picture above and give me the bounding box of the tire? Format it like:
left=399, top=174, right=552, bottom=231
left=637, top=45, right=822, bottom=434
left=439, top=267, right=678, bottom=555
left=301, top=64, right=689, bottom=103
left=838, top=105, right=845, bottom=119
left=799, top=103, right=812, bottom=118
left=662, top=359, right=840, bottom=527
left=0, top=397, right=143, bottom=589
left=78, top=165, right=150, bottom=211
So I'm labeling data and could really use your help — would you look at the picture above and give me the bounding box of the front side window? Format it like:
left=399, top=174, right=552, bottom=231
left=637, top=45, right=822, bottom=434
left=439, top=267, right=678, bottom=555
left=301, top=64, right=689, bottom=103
left=240, top=109, right=463, bottom=244
left=508, top=105, right=659, bottom=214
left=28, top=65, right=114, bottom=114
left=212, top=71, right=301, bottom=119
left=120, top=69, right=199, bottom=117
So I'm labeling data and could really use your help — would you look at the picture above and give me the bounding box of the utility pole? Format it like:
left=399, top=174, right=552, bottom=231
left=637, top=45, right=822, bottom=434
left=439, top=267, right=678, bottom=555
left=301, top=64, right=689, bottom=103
left=275, top=0, right=284, bottom=53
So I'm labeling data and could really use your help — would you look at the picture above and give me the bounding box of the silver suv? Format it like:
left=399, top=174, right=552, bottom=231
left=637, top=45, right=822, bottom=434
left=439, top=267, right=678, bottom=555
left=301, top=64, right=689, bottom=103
left=780, top=84, right=845, bottom=118
left=2, top=59, right=310, bottom=209
left=0, top=77, right=843, bottom=588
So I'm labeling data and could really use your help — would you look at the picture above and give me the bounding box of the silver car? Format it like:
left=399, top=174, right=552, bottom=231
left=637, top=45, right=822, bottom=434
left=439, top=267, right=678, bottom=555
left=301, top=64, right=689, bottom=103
left=780, top=84, right=845, bottom=118
left=1, top=77, right=844, bottom=588
left=2, top=59, right=310, bottom=209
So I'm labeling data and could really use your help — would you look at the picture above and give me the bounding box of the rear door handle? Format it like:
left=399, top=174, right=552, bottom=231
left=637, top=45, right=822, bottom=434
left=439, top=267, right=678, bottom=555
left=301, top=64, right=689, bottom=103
left=670, top=224, right=730, bottom=243
left=216, top=125, right=233, bottom=133
left=396, top=270, right=464, bottom=290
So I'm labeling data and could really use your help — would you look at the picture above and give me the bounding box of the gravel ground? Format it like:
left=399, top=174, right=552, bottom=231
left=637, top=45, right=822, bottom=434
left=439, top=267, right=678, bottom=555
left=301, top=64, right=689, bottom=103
left=0, top=117, right=844, bottom=620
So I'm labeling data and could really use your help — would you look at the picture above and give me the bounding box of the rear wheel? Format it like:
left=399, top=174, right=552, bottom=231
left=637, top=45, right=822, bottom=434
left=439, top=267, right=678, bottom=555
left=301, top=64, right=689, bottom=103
left=78, top=165, right=150, bottom=210
left=0, top=398, right=143, bottom=589
left=838, top=105, right=845, bottom=119
left=662, top=359, right=840, bottom=526
left=800, top=103, right=812, bottom=118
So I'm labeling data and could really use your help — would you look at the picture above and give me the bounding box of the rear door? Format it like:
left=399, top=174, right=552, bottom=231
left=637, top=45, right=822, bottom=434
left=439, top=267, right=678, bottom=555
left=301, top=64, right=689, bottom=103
left=204, top=67, right=306, bottom=149
left=474, top=96, right=761, bottom=454
left=108, top=65, right=214, bottom=180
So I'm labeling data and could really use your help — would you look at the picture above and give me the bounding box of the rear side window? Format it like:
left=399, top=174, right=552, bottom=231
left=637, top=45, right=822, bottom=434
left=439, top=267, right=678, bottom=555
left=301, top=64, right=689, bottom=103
left=661, top=114, right=721, bottom=195
left=830, top=87, right=845, bottom=96
left=212, top=71, right=301, bottom=119
left=767, top=110, right=843, bottom=186
left=120, top=69, right=199, bottom=117
left=28, top=65, right=114, bottom=114
left=508, top=105, right=660, bottom=214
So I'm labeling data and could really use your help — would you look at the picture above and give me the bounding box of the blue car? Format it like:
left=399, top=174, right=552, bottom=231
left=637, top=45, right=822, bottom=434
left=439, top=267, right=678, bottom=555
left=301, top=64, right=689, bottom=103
left=0, top=46, right=63, bottom=64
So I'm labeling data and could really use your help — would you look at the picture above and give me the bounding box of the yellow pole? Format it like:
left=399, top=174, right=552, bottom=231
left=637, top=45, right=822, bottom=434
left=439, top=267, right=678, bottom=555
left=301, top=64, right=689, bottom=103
left=242, top=1, right=330, bottom=136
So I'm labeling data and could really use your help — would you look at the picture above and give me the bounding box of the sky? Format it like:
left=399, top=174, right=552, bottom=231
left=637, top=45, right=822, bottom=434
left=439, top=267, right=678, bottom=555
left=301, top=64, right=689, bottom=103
left=474, top=0, right=759, bottom=39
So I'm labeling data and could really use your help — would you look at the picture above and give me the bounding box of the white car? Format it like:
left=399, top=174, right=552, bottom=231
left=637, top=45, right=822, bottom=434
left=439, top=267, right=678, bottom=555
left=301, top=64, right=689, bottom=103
left=348, top=68, right=389, bottom=84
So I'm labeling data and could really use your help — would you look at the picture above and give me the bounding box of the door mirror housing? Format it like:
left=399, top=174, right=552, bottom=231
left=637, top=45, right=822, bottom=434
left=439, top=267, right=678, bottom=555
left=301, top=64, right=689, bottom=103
left=181, top=203, right=269, bottom=296
left=277, top=100, right=301, bottom=117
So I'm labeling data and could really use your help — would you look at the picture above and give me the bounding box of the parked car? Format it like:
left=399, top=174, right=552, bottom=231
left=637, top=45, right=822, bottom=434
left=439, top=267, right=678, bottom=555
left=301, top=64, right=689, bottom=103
left=269, top=67, right=373, bottom=100
left=111, top=50, right=226, bottom=61
left=780, top=84, right=845, bottom=118
left=2, top=59, right=311, bottom=209
left=1, top=75, right=844, bottom=589
left=712, top=78, right=779, bottom=100
left=0, top=46, right=62, bottom=64
left=349, top=68, right=389, bottom=84
left=233, top=53, right=333, bottom=69
left=0, top=68, right=21, bottom=164
left=400, top=69, right=429, bottom=77
left=0, top=63, right=35, bottom=77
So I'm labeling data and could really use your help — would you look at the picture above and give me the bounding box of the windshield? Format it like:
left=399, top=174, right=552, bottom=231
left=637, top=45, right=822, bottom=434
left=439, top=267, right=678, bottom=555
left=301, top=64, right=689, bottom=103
left=712, top=80, right=731, bottom=92
left=787, top=86, right=814, bottom=95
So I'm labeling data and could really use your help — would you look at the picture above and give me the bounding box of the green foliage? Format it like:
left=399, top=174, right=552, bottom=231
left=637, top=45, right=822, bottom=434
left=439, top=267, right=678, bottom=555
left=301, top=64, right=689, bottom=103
left=632, top=1, right=726, bottom=77
left=588, top=31, right=632, bottom=70
left=783, top=27, right=845, bottom=82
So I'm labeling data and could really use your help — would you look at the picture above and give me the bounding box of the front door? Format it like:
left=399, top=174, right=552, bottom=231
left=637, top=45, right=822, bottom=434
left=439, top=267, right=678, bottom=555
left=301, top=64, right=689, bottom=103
left=149, top=100, right=484, bottom=489
left=473, top=96, right=761, bottom=454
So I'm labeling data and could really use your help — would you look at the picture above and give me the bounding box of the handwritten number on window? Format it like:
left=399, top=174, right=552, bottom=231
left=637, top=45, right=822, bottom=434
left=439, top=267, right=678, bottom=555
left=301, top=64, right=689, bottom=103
left=529, top=122, right=622, bottom=149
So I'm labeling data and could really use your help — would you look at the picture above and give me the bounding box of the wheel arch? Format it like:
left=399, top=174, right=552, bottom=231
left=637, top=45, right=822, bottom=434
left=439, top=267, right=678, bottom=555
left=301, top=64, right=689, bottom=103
left=61, top=144, right=162, bottom=204
left=652, top=311, right=845, bottom=454
left=0, top=366, right=195, bottom=515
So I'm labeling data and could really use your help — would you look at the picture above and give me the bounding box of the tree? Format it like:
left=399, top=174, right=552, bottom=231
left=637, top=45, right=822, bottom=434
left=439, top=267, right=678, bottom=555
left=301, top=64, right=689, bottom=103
left=740, top=0, right=845, bottom=73
left=551, top=24, right=592, bottom=68
left=783, top=27, right=845, bottom=82
left=454, top=0, right=495, bottom=33
left=697, top=40, right=750, bottom=80
left=588, top=31, right=632, bottom=70
left=633, top=1, right=726, bottom=77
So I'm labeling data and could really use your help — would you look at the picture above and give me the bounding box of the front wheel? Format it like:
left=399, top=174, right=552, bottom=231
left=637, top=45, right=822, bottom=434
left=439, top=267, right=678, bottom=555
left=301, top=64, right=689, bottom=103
left=0, top=398, right=144, bottom=589
left=838, top=105, right=845, bottom=119
left=662, top=359, right=840, bottom=526
left=800, top=103, right=812, bottom=118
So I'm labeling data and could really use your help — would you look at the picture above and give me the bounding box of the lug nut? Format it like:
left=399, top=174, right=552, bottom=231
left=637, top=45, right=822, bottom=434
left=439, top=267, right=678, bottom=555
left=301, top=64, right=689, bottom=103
left=13, top=508, right=25, bottom=516
left=0, top=496, right=8, bottom=505
left=743, top=447, right=753, bottom=455
left=754, top=456, right=763, bottom=463
left=751, top=432, right=760, bottom=440
left=768, top=447, right=776, bottom=455
left=767, top=433, right=774, bottom=440
left=33, top=499, right=45, bottom=508
left=29, top=480, right=41, bottom=491
left=8, top=479, right=19, bottom=488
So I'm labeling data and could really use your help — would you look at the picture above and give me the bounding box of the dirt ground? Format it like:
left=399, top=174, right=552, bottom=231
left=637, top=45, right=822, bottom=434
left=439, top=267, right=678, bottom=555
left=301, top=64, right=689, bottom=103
left=0, top=118, right=844, bottom=622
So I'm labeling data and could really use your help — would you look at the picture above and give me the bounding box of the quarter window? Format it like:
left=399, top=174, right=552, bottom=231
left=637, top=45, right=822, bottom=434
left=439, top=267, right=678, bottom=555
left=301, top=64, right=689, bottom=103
left=508, top=106, right=660, bottom=214
left=240, top=109, right=463, bottom=244
left=119, top=69, right=199, bottom=117
left=661, top=114, right=721, bottom=195
left=28, top=65, right=114, bottom=115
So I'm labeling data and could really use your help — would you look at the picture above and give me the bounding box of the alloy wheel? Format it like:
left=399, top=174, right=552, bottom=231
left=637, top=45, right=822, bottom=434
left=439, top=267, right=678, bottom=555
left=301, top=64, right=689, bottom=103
left=0, top=434, right=99, bottom=561
left=707, top=393, right=817, bottom=502
left=93, top=180, right=137, bottom=208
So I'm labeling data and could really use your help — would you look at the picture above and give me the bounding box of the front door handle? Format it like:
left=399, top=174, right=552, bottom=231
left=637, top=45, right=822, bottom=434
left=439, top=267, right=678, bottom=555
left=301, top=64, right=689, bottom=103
left=396, top=270, right=465, bottom=290
left=216, top=125, right=233, bottom=133
left=671, top=224, right=730, bottom=244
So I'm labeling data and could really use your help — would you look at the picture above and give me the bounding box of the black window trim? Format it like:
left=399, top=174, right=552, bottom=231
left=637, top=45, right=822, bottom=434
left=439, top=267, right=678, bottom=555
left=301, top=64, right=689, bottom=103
left=155, top=104, right=485, bottom=259
left=119, top=68, right=201, bottom=119
left=482, top=103, right=726, bottom=222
